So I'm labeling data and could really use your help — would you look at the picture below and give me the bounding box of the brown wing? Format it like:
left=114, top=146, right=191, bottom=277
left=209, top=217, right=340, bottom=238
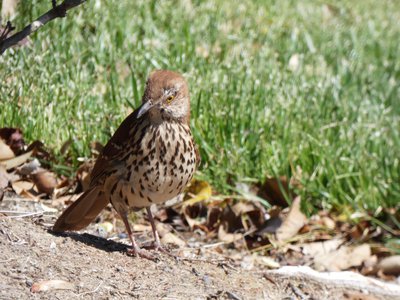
left=53, top=106, right=147, bottom=232
left=89, top=108, right=144, bottom=186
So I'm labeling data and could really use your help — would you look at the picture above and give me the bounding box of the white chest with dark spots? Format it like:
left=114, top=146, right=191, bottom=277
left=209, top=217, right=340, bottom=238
left=112, top=121, right=196, bottom=210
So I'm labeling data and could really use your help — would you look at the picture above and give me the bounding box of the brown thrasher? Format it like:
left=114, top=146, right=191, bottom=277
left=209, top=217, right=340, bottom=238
left=53, top=70, right=199, bottom=259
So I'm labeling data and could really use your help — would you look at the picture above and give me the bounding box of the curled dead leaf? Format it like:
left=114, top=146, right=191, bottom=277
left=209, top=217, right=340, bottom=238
left=11, top=180, right=34, bottom=195
left=31, top=169, right=58, bottom=195
left=31, top=280, right=75, bottom=293
left=275, top=197, right=307, bottom=242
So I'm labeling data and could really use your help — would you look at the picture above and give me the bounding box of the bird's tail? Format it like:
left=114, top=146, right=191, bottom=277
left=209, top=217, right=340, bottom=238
left=53, top=186, right=108, bottom=232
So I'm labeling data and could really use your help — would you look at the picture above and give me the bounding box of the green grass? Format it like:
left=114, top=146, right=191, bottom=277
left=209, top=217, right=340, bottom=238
left=1, top=0, right=399, bottom=213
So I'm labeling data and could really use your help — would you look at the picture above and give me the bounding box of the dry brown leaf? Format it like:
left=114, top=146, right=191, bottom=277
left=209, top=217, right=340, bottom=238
left=300, top=238, right=344, bottom=257
left=313, top=244, right=371, bottom=272
left=19, top=189, right=40, bottom=200
left=218, top=226, right=243, bottom=243
left=0, top=138, right=15, bottom=161
left=376, top=255, right=400, bottom=276
left=0, top=150, right=33, bottom=170
left=0, top=166, right=9, bottom=201
left=11, top=180, right=34, bottom=195
left=231, top=201, right=255, bottom=215
left=321, top=216, right=336, bottom=230
left=31, top=280, right=75, bottom=293
left=156, top=223, right=186, bottom=246
left=31, top=169, right=58, bottom=195
left=275, top=197, right=307, bottom=242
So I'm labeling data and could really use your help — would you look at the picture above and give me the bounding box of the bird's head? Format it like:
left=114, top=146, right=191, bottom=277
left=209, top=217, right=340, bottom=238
left=137, top=70, right=190, bottom=123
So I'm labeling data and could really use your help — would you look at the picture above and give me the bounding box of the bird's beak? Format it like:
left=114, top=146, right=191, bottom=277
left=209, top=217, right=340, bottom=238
left=136, top=101, right=154, bottom=119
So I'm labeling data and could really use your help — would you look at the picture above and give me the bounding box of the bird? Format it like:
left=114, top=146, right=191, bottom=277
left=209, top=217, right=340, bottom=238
left=53, top=70, right=199, bottom=259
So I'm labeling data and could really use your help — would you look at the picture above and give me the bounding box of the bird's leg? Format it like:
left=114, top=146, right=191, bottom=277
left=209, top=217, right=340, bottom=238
left=120, top=213, right=156, bottom=260
left=146, top=207, right=177, bottom=258
left=146, top=207, right=163, bottom=250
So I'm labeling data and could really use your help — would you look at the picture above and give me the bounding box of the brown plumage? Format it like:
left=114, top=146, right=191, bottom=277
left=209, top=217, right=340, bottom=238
left=53, top=70, right=199, bottom=258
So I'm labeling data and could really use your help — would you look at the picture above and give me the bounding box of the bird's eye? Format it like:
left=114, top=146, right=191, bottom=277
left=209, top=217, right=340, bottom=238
left=166, top=95, right=174, bottom=104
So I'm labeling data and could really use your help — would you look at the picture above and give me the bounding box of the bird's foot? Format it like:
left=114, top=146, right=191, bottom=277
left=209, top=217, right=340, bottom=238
left=127, top=246, right=159, bottom=261
left=149, top=241, right=179, bottom=259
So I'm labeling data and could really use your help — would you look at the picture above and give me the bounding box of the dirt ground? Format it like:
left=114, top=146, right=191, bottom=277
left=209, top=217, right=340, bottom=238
left=0, top=215, right=399, bottom=300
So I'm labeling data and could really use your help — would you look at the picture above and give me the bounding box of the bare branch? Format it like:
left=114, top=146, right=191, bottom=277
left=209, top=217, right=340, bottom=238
left=0, top=0, right=86, bottom=55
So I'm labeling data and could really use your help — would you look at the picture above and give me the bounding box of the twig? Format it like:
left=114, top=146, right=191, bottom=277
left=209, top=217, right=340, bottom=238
left=0, top=210, right=43, bottom=218
left=78, top=280, right=103, bottom=296
left=0, top=0, right=86, bottom=55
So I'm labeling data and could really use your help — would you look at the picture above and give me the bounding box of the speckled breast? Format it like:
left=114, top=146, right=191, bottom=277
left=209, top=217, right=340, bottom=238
left=110, top=121, right=196, bottom=212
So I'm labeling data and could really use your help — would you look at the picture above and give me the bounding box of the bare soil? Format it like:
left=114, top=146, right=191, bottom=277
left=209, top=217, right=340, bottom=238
left=1, top=216, right=399, bottom=300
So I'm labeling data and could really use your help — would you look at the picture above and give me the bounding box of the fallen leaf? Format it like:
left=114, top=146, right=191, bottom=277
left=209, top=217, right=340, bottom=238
left=218, top=226, right=243, bottom=243
left=255, top=255, right=280, bottom=269
left=275, top=197, right=307, bottom=242
left=31, top=169, right=58, bottom=195
left=183, top=202, right=207, bottom=230
left=0, top=166, right=9, bottom=201
left=11, top=180, right=34, bottom=195
left=206, top=207, right=222, bottom=231
left=156, top=223, right=186, bottom=246
left=232, top=201, right=256, bottom=215
left=183, top=179, right=212, bottom=206
left=0, top=150, right=33, bottom=170
left=376, top=255, right=400, bottom=276
left=300, top=238, right=345, bottom=257
left=0, top=138, right=15, bottom=161
left=31, top=280, right=75, bottom=292
left=321, top=216, right=336, bottom=230
left=313, top=244, right=371, bottom=272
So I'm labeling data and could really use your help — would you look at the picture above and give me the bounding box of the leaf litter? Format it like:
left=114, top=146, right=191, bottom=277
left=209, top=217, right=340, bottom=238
left=0, top=127, right=399, bottom=298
